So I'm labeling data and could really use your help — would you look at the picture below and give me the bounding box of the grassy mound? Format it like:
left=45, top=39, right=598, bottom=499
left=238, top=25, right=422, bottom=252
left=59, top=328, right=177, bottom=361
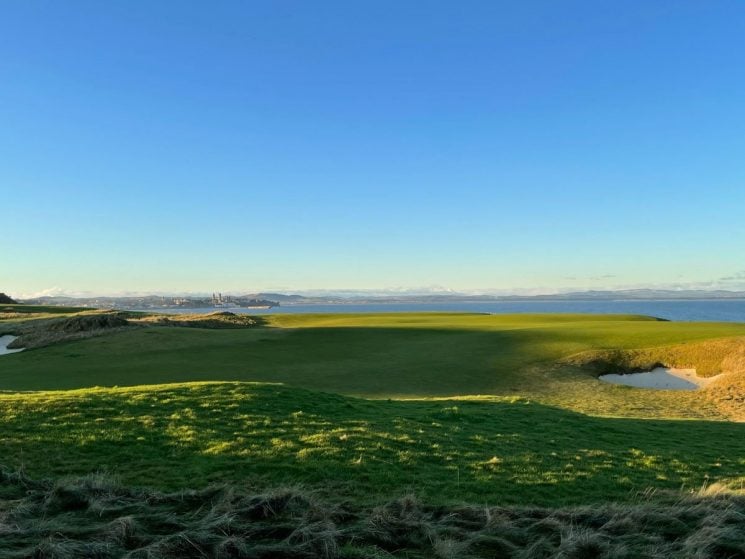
left=3, top=311, right=135, bottom=350
left=1, top=382, right=744, bottom=506
left=131, top=311, right=261, bottom=329
left=46, top=313, right=130, bottom=333
left=1, top=470, right=744, bottom=559
left=1, top=308, right=263, bottom=351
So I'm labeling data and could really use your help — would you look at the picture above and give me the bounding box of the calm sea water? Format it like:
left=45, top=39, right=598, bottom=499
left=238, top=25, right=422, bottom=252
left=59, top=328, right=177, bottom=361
left=154, top=299, right=745, bottom=322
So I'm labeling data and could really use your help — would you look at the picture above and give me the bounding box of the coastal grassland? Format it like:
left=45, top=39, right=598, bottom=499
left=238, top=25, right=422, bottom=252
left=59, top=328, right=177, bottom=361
left=1, top=382, right=744, bottom=506
left=3, top=311, right=745, bottom=556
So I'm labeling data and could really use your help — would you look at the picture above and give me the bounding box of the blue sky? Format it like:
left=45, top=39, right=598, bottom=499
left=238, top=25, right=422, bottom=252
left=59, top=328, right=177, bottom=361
left=2, top=1, right=745, bottom=296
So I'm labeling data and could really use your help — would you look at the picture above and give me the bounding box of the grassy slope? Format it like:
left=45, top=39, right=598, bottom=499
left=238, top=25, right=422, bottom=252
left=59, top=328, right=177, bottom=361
left=1, top=382, right=744, bottom=507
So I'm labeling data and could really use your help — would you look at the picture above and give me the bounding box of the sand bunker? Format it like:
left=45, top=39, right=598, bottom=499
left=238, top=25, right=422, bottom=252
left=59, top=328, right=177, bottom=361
left=0, top=335, right=24, bottom=355
left=599, top=367, right=720, bottom=390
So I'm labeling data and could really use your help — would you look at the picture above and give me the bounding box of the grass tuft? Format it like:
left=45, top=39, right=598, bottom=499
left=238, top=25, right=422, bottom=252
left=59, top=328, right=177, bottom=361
left=1, top=470, right=745, bottom=558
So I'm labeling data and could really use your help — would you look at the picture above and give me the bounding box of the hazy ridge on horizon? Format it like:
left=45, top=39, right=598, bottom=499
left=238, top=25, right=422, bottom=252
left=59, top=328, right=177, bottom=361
left=17, top=287, right=745, bottom=304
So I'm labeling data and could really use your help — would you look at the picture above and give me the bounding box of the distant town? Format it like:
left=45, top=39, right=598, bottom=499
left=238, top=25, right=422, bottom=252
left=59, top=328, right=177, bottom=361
left=20, top=293, right=280, bottom=311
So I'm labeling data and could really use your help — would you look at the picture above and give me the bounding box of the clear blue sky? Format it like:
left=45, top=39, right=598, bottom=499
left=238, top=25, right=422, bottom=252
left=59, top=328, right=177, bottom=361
left=2, top=1, right=745, bottom=296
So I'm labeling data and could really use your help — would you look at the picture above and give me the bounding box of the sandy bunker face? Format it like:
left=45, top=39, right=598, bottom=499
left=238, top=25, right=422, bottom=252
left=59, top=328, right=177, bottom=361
left=0, top=335, right=24, bottom=356
left=599, top=367, right=718, bottom=390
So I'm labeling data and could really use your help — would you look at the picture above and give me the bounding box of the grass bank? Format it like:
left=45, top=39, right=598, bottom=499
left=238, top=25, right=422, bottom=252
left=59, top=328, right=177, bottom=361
left=1, top=382, right=743, bottom=506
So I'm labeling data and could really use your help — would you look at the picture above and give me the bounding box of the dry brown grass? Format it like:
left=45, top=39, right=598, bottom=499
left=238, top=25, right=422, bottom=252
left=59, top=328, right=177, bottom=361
left=0, top=312, right=45, bottom=320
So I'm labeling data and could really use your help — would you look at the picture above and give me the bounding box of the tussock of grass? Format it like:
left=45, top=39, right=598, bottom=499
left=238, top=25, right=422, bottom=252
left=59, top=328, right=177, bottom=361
left=1, top=469, right=744, bottom=558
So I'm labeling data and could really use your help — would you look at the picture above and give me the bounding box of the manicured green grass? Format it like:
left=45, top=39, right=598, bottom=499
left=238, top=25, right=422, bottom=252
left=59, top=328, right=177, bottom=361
left=1, top=382, right=743, bottom=507
left=3, top=312, right=745, bottom=400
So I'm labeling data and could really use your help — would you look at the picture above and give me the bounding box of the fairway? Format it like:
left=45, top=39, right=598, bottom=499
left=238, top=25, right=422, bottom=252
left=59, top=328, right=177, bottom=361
left=4, top=312, right=745, bottom=400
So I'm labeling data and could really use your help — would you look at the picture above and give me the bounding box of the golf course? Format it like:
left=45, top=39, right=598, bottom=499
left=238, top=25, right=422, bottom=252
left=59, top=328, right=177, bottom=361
left=1, top=306, right=745, bottom=557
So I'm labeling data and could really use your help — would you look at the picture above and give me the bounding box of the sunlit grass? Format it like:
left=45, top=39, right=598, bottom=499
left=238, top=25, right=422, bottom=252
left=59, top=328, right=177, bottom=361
left=1, top=382, right=743, bottom=506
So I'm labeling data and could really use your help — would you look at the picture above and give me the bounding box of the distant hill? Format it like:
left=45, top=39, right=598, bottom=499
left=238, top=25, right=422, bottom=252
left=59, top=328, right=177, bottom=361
left=244, top=293, right=309, bottom=303
left=0, top=293, right=17, bottom=304
left=509, top=289, right=745, bottom=301
left=20, top=288, right=745, bottom=309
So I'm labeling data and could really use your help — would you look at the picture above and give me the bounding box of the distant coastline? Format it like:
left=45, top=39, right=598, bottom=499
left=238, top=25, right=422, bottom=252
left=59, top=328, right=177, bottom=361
left=105, top=299, right=745, bottom=323
left=19, top=288, right=745, bottom=311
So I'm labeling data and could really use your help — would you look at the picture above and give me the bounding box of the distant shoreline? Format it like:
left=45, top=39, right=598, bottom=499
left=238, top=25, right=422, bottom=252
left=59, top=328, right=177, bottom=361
left=111, top=299, right=745, bottom=323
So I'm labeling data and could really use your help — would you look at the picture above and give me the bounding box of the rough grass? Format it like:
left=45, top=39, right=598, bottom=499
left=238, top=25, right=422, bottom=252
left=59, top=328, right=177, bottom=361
left=1, top=382, right=744, bottom=506
left=1, top=469, right=744, bottom=559
left=706, top=371, right=745, bottom=421
left=2, top=311, right=136, bottom=350
left=130, top=311, right=261, bottom=329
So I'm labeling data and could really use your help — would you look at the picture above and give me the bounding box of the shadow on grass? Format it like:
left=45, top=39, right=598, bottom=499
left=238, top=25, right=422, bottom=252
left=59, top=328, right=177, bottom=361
left=1, top=382, right=743, bottom=507
left=1, top=320, right=722, bottom=396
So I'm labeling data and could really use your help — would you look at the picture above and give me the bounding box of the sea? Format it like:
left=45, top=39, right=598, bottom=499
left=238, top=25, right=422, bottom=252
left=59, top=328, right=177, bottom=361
left=151, top=299, right=745, bottom=323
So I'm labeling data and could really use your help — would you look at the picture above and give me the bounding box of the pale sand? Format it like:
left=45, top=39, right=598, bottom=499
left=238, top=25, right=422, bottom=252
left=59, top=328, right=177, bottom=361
left=599, top=367, right=722, bottom=390
left=0, top=335, right=24, bottom=355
